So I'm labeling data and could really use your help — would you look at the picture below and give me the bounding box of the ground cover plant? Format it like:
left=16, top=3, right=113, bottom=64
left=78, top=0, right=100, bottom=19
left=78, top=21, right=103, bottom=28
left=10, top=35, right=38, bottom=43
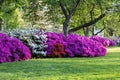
left=0, top=47, right=120, bottom=80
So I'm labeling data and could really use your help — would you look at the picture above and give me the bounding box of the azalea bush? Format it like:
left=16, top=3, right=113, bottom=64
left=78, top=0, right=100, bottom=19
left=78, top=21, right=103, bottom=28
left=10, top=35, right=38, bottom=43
left=47, top=43, right=67, bottom=58
left=9, top=28, right=47, bottom=58
left=117, top=37, right=120, bottom=46
left=66, top=35, right=107, bottom=57
left=90, top=36, right=110, bottom=47
left=90, top=36, right=117, bottom=47
left=0, top=33, right=31, bottom=63
left=46, top=32, right=107, bottom=58
left=45, top=32, right=66, bottom=56
left=108, top=39, right=117, bottom=46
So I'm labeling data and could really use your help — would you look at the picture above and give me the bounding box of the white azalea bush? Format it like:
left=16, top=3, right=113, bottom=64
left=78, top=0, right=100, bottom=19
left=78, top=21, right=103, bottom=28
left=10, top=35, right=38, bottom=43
left=8, top=28, right=48, bottom=58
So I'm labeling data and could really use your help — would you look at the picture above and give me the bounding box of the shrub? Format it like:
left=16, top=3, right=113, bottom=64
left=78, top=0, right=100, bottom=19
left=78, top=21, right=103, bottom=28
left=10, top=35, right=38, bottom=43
left=45, top=32, right=66, bottom=56
left=90, top=36, right=110, bottom=47
left=108, top=39, right=117, bottom=46
left=8, top=28, right=48, bottom=58
left=0, top=33, right=31, bottom=63
left=47, top=43, right=67, bottom=58
left=117, top=37, right=120, bottom=46
left=46, top=32, right=107, bottom=57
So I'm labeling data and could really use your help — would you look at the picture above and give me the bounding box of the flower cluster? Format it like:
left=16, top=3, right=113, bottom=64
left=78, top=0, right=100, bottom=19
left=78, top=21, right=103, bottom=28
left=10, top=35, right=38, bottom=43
left=117, top=37, right=120, bottom=46
left=66, top=35, right=107, bottom=57
left=90, top=36, right=110, bottom=47
left=108, top=39, right=117, bottom=46
left=9, top=28, right=47, bottom=58
left=46, top=32, right=107, bottom=57
left=45, top=32, right=65, bottom=56
left=47, top=43, right=67, bottom=58
left=113, top=36, right=120, bottom=46
left=0, top=33, right=31, bottom=63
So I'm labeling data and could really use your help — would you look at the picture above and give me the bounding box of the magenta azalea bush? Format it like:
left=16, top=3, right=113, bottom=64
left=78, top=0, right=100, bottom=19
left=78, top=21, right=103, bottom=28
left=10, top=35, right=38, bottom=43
left=90, top=36, right=110, bottom=47
left=46, top=32, right=107, bottom=57
left=90, top=36, right=117, bottom=47
left=0, top=33, right=31, bottom=63
left=108, top=39, right=117, bottom=46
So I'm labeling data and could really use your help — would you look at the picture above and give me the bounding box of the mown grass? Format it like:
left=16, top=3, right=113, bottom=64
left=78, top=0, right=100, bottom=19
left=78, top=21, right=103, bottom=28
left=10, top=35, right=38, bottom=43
left=0, top=47, right=120, bottom=80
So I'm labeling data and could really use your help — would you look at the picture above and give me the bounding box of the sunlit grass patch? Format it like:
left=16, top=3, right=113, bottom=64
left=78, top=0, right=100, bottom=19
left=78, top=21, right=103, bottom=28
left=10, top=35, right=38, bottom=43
left=107, top=47, right=120, bottom=52
left=0, top=47, right=120, bottom=80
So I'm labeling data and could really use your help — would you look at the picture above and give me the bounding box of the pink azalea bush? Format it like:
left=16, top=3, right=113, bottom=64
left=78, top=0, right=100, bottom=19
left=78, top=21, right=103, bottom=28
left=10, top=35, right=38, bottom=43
left=0, top=33, right=31, bottom=63
left=46, top=32, right=107, bottom=57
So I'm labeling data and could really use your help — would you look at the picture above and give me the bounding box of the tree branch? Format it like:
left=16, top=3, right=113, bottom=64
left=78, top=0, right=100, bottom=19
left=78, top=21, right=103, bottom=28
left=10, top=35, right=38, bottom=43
left=59, top=1, right=68, bottom=19
left=94, top=26, right=105, bottom=35
left=0, top=0, right=4, bottom=6
left=69, top=0, right=81, bottom=18
left=0, top=18, right=2, bottom=31
left=68, top=13, right=106, bottom=33
left=59, top=0, right=81, bottom=36
left=64, top=4, right=70, bottom=15
left=90, top=3, right=95, bottom=20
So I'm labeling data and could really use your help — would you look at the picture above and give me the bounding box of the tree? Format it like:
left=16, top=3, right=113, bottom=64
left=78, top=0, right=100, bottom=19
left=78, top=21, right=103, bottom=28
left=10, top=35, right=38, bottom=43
left=23, top=0, right=48, bottom=29
left=0, top=0, right=4, bottom=30
left=42, top=0, right=120, bottom=36
left=0, top=0, right=28, bottom=30
left=42, top=0, right=81, bottom=36
left=0, top=18, right=2, bottom=30
left=59, top=0, right=81, bottom=36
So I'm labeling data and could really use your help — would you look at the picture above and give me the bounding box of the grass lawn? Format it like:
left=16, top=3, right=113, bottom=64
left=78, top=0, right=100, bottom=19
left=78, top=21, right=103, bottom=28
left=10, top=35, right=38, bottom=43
left=0, top=47, right=120, bottom=80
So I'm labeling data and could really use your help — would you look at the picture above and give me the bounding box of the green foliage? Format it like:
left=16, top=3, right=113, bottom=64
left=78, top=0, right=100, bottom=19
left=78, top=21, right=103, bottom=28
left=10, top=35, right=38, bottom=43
left=23, top=0, right=47, bottom=27
left=42, top=0, right=120, bottom=36
left=0, top=0, right=120, bottom=37
left=0, top=0, right=28, bottom=30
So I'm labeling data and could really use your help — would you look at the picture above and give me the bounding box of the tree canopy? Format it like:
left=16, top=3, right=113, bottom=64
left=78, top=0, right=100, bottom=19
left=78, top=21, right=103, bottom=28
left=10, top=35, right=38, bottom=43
left=0, top=0, right=28, bottom=30
left=42, top=0, right=120, bottom=36
left=1, top=0, right=120, bottom=37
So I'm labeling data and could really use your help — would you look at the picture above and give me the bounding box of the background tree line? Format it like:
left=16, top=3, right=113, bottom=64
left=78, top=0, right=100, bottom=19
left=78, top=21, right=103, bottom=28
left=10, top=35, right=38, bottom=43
left=0, top=0, right=120, bottom=37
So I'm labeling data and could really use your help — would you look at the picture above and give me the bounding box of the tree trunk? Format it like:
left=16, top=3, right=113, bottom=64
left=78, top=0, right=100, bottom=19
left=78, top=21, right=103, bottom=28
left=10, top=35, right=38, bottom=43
left=94, top=27, right=105, bottom=35
left=59, top=0, right=81, bottom=36
left=94, top=21, right=106, bottom=35
left=92, top=24, right=95, bottom=35
left=0, top=18, right=2, bottom=31
left=63, top=19, right=69, bottom=36
left=85, top=27, right=89, bottom=36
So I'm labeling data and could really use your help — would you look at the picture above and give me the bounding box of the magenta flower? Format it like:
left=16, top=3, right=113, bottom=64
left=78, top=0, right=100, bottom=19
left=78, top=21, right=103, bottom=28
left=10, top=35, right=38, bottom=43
left=46, top=32, right=107, bottom=58
left=0, top=33, right=31, bottom=63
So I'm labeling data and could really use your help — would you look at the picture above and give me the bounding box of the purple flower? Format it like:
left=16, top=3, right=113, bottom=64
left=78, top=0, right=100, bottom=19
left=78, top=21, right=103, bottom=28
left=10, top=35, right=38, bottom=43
left=90, top=36, right=110, bottom=47
left=108, top=39, right=117, bottom=46
left=0, top=33, right=31, bottom=63
left=46, top=32, right=107, bottom=58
